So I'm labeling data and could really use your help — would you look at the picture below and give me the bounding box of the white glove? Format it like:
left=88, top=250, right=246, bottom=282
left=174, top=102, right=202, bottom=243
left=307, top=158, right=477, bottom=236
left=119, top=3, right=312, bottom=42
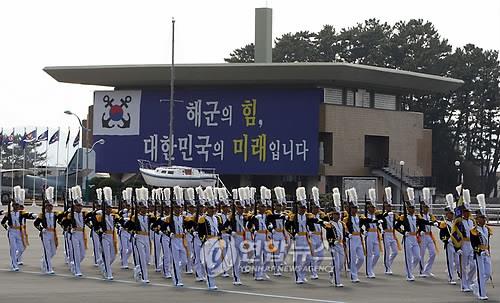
left=42, top=228, right=47, bottom=233
left=268, top=224, right=274, bottom=230
left=433, top=222, right=439, bottom=227
left=456, top=249, right=463, bottom=255
left=377, top=220, right=384, bottom=224
left=193, top=231, right=198, bottom=237
left=480, top=251, right=489, bottom=257
left=404, top=232, right=409, bottom=236
left=419, top=231, right=425, bottom=236
left=388, top=212, right=394, bottom=216
left=334, top=240, right=339, bottom=245
left=347, top=234, right=352, bottom=239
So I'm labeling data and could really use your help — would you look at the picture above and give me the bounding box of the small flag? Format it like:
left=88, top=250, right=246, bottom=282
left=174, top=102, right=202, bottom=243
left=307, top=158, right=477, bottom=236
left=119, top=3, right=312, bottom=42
left=37, top=129, right=49, bottom=141
left=49, top=129, right=60, bottom=144
left=24, top=129, right=37, bottom=143
left=20, top=130, right=28, bottom=149
left=73, top=129, right=80, bottom=148
left=6, top=130, right=15, bottom=145
left=65, top=128, right=71, bottom=146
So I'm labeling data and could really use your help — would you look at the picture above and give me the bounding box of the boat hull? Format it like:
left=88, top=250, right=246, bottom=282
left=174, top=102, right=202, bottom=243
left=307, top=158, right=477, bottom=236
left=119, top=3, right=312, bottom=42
left=140, top=168, right=217, bottom=187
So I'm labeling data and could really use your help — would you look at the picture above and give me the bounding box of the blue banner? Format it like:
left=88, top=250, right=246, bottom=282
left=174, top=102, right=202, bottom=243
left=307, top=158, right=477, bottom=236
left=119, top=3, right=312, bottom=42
left=93, top=87, right=321, bottom=175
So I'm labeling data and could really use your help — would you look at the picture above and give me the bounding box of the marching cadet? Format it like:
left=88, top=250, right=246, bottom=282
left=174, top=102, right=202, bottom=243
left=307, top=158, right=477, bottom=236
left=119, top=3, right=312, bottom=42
left=343, top=187, right=372, bottom=283
left=1, top=186, right=35, bottom=271
left=217, top=187, right=232, bottom=278
left=471, top=194, right=492, bottom=300
left=183, top=188, right=198, bottom=275
left=86, top=189, right=102, bottom=267
left=125, top=187, right=152, bottom=283
left=309, top=186, right=326, bottom=280
left=364, top=188, right=381, bottom=279
left=94, top=187, right=119, bottom=280
left=227, top=188, right=246, bottom=285
left=395, top=187, right=438, bottom=281
left=246, top=186, right=273, bottom=281
left=419, top=187, right=439, bottom=277
left=451, top=188, right=476, bottom=292
left=168, top=186, right=189, bottom=287
left=328, top=190, right=346, bottom=287
left=63, top=186, right=88, bottom=277
left=149, top=188, right=162, bottom=272
left=378, top=187, right=399, bottom=275
left=269, top=186, right=288, bottom=277
left=238, top=187, right=253, bottom=273
left=287, top=187, right=331, bottom=284
left=34, top=186, right=64, bottom=274
left=439, top=193, right=459, bottom=285
left=157, top=188, right=173, bottom=279
left=192, top=187, right=207, bottom=282
left=198, top=186, right=223, bottom=290
left=118, top=188, right=133, bottom=269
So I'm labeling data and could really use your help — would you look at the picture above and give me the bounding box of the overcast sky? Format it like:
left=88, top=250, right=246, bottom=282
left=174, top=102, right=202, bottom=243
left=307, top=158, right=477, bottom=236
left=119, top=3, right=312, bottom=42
left=1, top=0, right=499, bottom=135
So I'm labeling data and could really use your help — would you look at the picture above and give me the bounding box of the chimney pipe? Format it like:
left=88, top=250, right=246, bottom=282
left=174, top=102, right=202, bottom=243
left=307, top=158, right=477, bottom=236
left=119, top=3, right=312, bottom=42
left=255, top=7, right=272, bottom=63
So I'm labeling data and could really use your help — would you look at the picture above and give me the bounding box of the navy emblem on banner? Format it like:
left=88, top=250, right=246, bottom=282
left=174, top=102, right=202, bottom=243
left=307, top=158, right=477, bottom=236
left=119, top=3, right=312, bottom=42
left=93, top=90, right=141, bottom=136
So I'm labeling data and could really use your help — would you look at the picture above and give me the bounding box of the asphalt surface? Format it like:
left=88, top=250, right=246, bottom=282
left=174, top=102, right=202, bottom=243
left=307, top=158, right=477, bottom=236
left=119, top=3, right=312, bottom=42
left=0, top=207, right=499, bottom=303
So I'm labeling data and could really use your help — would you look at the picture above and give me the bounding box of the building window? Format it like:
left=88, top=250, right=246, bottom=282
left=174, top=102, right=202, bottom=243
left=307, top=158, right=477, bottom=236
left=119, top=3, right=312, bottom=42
left=323, top=88, right=343, bottom=104
left=364, top=135, right=389, bottom=168
left=374, top=93, right=396, bottom=110
left=319, top=132, right=333, bottom=165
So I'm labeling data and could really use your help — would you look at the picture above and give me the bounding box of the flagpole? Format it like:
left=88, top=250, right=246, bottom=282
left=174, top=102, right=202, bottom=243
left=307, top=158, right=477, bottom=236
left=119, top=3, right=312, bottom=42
left=32, top=130, right=37, bottom=205
left=55, top=127, right=60, bottom=206
left=75, top=129, right=80, bottom=187
left=22, top=127, right=26, bottom=189
left=45, top=128, right=49, bottom=186
left=11, top=128, right=15, bottom=197
left=65, top=127, right=70, bottom=210
left=0, top=128, right=3, bottom=199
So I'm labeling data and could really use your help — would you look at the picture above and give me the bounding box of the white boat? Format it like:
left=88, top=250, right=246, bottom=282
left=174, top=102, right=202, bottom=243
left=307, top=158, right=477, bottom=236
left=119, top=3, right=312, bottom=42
left=138, top=160, right=218, bottom=188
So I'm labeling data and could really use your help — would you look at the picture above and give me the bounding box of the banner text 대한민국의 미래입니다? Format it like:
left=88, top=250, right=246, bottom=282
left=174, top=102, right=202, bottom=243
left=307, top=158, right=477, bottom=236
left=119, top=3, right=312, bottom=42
left=92, top=87, right=321, bottom=175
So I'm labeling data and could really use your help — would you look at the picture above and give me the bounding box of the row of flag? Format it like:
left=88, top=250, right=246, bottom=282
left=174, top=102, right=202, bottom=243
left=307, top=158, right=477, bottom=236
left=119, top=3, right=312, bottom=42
left=0, top=128, right=81, bottom=149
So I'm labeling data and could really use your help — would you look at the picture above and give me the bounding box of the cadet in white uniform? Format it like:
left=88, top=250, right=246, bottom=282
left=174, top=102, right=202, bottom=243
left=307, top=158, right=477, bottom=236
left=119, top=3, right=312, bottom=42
left=471, top=194, right=492, bottom=301
left=1, top=186, right=35, bottom=271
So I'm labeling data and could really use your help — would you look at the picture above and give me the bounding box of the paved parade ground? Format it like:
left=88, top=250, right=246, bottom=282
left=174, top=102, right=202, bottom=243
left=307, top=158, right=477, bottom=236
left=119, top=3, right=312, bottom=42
left=0, top=207, right=498, bottom=303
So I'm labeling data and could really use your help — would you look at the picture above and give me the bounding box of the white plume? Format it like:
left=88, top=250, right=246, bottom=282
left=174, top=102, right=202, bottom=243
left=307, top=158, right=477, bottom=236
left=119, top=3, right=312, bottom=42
left=333, top=192, right=341, bottom=208
left=186, top=188, right=195, bottom=201
left=174, top=186, right=184, bottom=202
left=312, top=187, right=320, bottom=203
left=406, top=187, right=415, bottom=202
left=463, top=189, right=471, bottom=205
left=368, top=188, right=377, bottom=204
left=384, top=187, right=392, bottom=205
left=260, top=186, right=267, bottom=201
left=96, top=188, right=103, bottom=202
left=332, top=187, right=340, bottom=195
left=445, top=193, right=454, bottom=210
left=477, top=194, right=486, bottom=215
left=163, top=188, right=171, bottom=202
left=422, top=187, right=431, bottom=205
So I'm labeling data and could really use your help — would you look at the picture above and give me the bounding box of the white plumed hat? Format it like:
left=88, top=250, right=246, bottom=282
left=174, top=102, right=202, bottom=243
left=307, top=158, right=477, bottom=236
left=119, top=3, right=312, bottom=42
left=384, top=187, right=392, bottom=205
left=103, top=187, right=113, bottom=206
left=368, top=188, right=377, bottom=207
left=311, top=186, right=320, bottom=208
